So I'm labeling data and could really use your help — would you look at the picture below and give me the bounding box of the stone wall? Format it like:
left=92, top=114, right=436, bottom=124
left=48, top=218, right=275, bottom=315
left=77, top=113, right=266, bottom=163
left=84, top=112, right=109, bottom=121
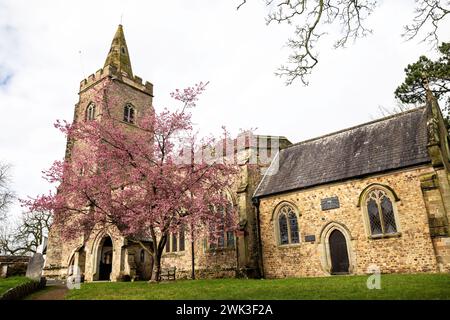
left=0, top=256, right=30, bottom=278
left=0, top=277, right=46, bottom=300
left=258, top=166, right=441, bottom=278
left=161, top=241, right=237, bottom=280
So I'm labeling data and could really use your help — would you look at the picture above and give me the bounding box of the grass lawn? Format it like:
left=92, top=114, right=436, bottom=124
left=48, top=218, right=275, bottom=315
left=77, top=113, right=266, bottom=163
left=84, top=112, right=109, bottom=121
left=0, top=276, right=34, bottom=296
left=65, top=273, right=450, bottom=300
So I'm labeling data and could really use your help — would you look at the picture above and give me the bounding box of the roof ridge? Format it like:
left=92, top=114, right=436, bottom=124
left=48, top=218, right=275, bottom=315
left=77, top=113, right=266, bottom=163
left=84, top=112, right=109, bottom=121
left=286, top=106, right=426, bottom=149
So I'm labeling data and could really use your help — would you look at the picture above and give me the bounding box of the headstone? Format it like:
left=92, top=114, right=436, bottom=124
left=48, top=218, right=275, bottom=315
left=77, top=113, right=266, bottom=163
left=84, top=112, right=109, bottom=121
left=1, top=265, right=7, bottom=278
left=36, top=236, right=48, bottom=254
left=25, top=253, right=45, bottom=281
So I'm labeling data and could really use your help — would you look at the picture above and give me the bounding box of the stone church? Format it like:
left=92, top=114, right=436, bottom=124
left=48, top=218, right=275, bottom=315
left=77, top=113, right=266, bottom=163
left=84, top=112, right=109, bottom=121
left=43, top=25, right=450, bottom=281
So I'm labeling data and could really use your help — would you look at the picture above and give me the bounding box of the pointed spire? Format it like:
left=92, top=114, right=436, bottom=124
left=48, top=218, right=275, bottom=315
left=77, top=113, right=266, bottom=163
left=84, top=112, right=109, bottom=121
left=104, top=25, right=133, bottom=78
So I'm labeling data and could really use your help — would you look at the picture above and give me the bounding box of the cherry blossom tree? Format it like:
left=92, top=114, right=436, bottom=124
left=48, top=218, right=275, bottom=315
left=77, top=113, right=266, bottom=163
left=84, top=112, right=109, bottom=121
left=26, top=79, right=239, bottom=281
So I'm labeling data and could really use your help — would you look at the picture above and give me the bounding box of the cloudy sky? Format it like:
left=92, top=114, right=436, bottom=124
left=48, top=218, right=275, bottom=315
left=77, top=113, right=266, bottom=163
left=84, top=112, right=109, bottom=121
left=0, top=0, right=449, bottom=220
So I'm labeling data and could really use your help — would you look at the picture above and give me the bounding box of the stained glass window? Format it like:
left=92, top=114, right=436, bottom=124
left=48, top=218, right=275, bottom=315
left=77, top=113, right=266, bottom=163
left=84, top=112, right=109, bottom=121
left=381, top=195, right=396, bottom=234
left=278, top=205, right=300, bottom=245
left=367, top=198, right=382, bottom=235
left=366, top=189, right=397, bottom=236
left=279, top=214, right=289, bottom=245
left=288, top=212, right=300, bottom=244
left=208, top=203, right=235, bottom=250
left=226, top=231, right=235, bottom=248
left=179, top=226, right=185, bottom=252
left=172, top=233, right=177, bottom=252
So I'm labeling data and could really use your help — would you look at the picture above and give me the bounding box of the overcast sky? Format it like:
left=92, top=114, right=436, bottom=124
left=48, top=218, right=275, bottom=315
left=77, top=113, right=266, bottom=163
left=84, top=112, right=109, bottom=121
left=0, top=0, right=449, bottom=220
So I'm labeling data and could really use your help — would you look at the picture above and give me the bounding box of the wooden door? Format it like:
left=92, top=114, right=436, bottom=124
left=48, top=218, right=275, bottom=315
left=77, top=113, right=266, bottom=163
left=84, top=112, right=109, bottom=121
left=329, top=229, right=350, bottom=274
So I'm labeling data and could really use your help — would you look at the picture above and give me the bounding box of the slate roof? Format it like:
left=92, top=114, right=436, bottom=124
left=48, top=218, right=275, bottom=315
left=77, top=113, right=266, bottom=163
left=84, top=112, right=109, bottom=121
left=254, top=107, right=431, bottom=198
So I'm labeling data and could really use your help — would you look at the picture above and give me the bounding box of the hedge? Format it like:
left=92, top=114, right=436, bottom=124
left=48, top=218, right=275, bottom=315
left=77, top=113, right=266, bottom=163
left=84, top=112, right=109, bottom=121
left=0, top=277, right=46, bottom=300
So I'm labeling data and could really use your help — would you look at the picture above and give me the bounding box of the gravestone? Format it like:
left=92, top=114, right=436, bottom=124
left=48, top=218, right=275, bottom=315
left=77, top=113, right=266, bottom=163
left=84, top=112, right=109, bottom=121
left=25, top=253, right=45, bottom=281
left=1, top=265, right=7, bottom=278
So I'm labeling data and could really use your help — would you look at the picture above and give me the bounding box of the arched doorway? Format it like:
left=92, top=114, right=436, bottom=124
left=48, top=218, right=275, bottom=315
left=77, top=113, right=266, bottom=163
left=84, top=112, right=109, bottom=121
left=67, top=246, right=86, bottom=278
left=98, top=236, right=113, bottom=281
left=329, top=229, right=350, bottom=274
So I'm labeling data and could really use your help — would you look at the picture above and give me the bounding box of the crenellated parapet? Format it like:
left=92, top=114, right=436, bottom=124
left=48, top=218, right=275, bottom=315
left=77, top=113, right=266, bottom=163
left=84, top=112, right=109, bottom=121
left=79, top=65, right=153, bottom=96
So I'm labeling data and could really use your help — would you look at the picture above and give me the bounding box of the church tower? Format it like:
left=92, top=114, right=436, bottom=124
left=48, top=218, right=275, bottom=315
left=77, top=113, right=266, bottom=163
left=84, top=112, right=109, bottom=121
left=43, top=25, right=154, bottom=280
left=43, top=25, right=288, bottom=282
left=75, top=25, right=153, bottom=126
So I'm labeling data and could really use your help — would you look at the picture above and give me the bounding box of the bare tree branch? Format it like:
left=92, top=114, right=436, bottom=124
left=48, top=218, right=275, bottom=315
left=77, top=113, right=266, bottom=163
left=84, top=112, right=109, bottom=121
left=237, top=0, right=247, bottom=10
left=0, top=162, right=15, bottom=221
left=0, top=209, right=52, bottom=256
left=236, top=0, right=448, bottom=85
left=403, top=0, right=450, bottom=47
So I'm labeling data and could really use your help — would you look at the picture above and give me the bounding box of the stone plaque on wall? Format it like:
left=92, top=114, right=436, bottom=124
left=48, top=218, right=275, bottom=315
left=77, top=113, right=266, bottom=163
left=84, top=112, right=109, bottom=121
left=321, top=196, right=340, bottom=211
left=305, top=235, right=316, bottom=242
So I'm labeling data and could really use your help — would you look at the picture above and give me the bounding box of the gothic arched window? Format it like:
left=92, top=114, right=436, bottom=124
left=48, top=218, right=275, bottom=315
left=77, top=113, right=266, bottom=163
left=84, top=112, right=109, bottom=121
left=179, top=225, right=185, bottom=252
left=172, top=233, right=178, bottom=252
left=86, top=103, right=96, bottom=121
left=365, top=189, right=398, bottom=236
left=277, top=204, right=300, bottom=245
left=140, top=249, right=145, bottom=263
left=123, top=104, right=135, bottom=124
left=208, top=202, right=235, bottom=250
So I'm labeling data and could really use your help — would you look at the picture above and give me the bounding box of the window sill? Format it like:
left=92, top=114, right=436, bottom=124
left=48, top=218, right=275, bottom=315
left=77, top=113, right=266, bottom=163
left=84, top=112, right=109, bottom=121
left=120, top=120, right=137, bottom=126
left=368, top=232, right=402, bottom=240
left=163, top=251, right=186, bottom=257
left=206, top=247, right=236, bottom=253
left=277, top=243, right=302, bottom=249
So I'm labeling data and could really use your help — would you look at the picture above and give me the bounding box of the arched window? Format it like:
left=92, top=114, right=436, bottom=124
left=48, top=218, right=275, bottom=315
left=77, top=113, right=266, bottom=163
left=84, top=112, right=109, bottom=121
left=123, top=104, right=135, bottom=124
left=365, top=189, right=398, bottom=236
left=179, top=225, right=185, bottom=252
left=277, top=205, right=300, bottom=245
left=165, top=226, right=186, bottom=253
left=140, top=249, right=145, bottom=263
left=208, top=202, right=235, bottom=250
left=86, top=103, right=96, bottom=121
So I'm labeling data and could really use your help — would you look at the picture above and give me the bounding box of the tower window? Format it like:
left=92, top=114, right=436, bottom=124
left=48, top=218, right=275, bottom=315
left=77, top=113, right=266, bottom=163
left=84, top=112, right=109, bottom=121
left=86, top=103, right=96, bottom=121
left=123, top=104, right=135, bottom=124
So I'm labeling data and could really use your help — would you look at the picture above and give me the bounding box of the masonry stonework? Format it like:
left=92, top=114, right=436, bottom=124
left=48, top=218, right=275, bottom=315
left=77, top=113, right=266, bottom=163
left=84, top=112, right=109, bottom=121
left=258, top=167, right=445, bottom=278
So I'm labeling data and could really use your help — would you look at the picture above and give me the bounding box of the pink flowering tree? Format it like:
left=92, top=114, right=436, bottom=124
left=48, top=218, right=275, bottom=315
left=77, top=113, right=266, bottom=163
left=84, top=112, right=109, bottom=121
left=26, top=79, right=239, bottom=281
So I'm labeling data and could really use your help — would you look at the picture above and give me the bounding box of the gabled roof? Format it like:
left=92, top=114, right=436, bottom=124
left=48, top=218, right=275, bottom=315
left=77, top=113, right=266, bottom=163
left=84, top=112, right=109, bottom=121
left=254, top=107, right=431, bottom=198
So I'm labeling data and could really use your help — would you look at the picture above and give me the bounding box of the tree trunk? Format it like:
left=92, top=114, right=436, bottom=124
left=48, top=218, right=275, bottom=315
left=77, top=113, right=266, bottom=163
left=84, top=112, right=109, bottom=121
left=150, top=235, right=167, bottom=282
left=151, top=249, right=163, bottom=282
left=148, top=255, right=155, bottom=280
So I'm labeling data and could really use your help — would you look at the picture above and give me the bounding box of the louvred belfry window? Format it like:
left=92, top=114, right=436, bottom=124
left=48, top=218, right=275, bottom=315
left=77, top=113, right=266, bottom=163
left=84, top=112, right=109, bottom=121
left=86, top=103, right=96, bottom=121
left=123, top=104, right=135, bottom=123
left=366, top=189, right=398, bottom=236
